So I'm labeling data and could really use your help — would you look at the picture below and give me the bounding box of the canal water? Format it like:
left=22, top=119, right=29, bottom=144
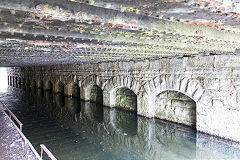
left=3, top=88, right=240, bottom=160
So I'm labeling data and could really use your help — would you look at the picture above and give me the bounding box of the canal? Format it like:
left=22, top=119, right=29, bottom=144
left=2, top=87, right=240, bottom=160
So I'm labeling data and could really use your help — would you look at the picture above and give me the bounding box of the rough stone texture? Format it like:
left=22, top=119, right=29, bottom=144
left=84, top=85, right=103, bottom=104
left=155, top=90, right=196, bottom=127
left=7, top=54, right=240, bottom=142
left=114, top=87, right=137, bottom=112
left=0, top=109, right=38, bottom=160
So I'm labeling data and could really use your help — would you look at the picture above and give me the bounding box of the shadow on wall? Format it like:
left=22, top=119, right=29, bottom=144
left=0, top=67, right=8, bottom=93
left=110, top=87, right=137, bottom=112
left=155, top=90, right=196, bottom=128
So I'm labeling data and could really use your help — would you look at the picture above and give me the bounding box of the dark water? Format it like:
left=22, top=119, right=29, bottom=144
left=4, top=87, right=240, bottom=160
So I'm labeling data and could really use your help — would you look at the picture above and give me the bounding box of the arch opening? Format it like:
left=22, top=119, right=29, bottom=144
left=85, top=84, right=103, bottom=104
left=55, top=81, right=64, bottom=94
left=12, top=76, right=15, bottom=87
left=44, top=80, right=53, bottom=91
left=110, top=87, right=137, bottom=112
left=65, top=83, right=80, bottom=98
left=37, top=80, right=43, bottom=89
left=155, top=90, right=196, bottom=127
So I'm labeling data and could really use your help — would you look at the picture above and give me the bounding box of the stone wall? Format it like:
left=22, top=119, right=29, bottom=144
left=7, top=54, right=240, bottom=142
left=155, top=90, right=196, bottom=127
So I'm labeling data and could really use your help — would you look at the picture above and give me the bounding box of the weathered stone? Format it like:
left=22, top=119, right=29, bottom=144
left=7, top=54, right=240, bottom=142
left=214, top=55, right=240, bottom=69
left=204, top=78, right=220, bottom=90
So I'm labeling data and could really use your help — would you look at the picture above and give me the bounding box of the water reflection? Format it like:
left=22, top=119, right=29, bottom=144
left=44, top=90, right=53, bottom=103
left=81, top=101, right=103, bottom=123
left=109, top=109, right=137, bottom=136
left=55, top=93, right=65, bottom=108
left=65, top=97, right=81, bottom=122
left=18, top=88, right=240, bottom=160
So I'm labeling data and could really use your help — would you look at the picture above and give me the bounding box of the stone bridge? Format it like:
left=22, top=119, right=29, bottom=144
left=7, top=54, right=240, bottom=142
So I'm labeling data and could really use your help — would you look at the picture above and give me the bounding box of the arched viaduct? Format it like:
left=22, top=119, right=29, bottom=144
left=7, top=54, right=240, bottom=142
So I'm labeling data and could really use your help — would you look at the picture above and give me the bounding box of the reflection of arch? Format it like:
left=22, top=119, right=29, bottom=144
left=44, top=80, right=53, bottom=91
left=109, top=109, right=137, bottom=136
left=82, top=102, right=103, bottom=123
left=54, top=93, right=65, bottom=108
left=65, top=97, right=80, bottom=114
left=110, top=87, right=137, bottom=112
left=155, top=90, right=196, bottom=127
left=65, top=82, right=80, bottom=97
left=37, top=80, right=43, bottom=89
left=54, top=81, right=64, bottom=94
left=84, top=84, right=103, bottom=104
left=45, top=90, right=53, bottom=103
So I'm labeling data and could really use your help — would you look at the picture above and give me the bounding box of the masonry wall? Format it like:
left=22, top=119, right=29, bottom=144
left=7, top=54, right=240, bottom=142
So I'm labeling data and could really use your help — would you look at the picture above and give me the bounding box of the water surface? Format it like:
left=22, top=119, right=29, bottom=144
left=4, top=88, right=240, bottom=160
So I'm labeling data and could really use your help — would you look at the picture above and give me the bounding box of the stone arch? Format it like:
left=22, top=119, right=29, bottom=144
left=110, top=87, right=137, bottom=112
left=44, top=80, right=53, bottom=91
left=155, top=90, right=196, bottom=127
left=65, top=82, right=80, bottom=97
left=145, top=74, right=205, bottom=125
left=54, top=81, right=64, bottom=94
left=84, top=84, right=103, bottom=104
left=80, top=75, right=102, bottom=99
left=103, top=76, right=144, bottom=113
left=37, top=80, right=43, bottom=89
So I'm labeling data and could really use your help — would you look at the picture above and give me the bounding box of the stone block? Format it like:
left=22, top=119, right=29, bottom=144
left=214, top=55, right=240, bottom=69
left=219, top=79, right=232, bottom=91
left=179, top=78, right=189, bottom=93
left=192, top=86, right=205, bottom=102
left=204, top=78, right=219, bottom=90
left=212, top=98, right=224, bottom=108
left=184, top=56, right=214, bottom=71
left=186, top=80, right=198, bottom=97
left=170, top=58, right=184, bottom=73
